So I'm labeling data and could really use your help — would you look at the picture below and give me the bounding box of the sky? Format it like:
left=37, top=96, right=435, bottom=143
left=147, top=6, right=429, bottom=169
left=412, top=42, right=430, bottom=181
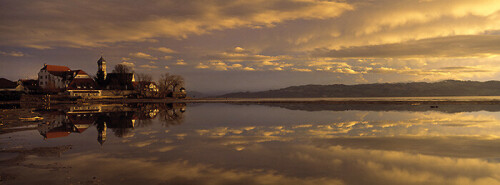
left=1, top=0, right=500, bottom=94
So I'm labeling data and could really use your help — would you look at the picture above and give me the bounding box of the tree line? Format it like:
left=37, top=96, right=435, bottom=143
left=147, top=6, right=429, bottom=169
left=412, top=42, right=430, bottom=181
left=112, top=64, right=185, bottom=98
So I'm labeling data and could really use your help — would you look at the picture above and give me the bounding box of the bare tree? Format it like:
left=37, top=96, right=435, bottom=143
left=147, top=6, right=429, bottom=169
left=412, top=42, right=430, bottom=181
left=136, top=73, right=152, bottom=82
left=157, top=73, right=184, bottom=98
left=171, top=75, right=185, bottom=98
left=157, top=73, right=175, bottom=98
left=135, top=73, right=154, bottom=98
left=112, top=64, right=133, bottom=74
left=171, top=75, right=184, bottom=92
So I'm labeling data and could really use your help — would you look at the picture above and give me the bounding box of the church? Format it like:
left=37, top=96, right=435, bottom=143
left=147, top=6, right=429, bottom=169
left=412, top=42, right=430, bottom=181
left=37, top=56, right=138, bottom=98
left=96, top=56, right=136, bottom=91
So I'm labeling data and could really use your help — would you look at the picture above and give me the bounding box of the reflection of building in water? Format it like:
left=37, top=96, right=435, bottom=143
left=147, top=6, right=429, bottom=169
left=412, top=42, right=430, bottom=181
left=37, top=104, right=185, bottom=144
left=38, top=112, right=95, bottom=139
left=38, top=110, right=135, bottom=142
left=96, top=111, right=136, bottom=138
left=68, top=105, right=102, bottom=113
left=97, top=122, right=106, bottom=145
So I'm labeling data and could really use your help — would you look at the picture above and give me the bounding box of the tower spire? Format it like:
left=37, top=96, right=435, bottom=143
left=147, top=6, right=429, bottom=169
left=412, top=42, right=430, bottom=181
left=97, top=56, right=107, bottom=85
left=97, top=122, right=107, bottom=146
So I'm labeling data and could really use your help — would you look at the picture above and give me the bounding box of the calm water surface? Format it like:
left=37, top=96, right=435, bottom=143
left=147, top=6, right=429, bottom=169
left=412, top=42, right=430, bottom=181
left=2, top=103, right=500, bottom=185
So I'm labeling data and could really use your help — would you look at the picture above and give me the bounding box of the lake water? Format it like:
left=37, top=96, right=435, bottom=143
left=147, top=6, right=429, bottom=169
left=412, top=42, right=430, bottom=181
left=2, top=102, right=500, bottom=184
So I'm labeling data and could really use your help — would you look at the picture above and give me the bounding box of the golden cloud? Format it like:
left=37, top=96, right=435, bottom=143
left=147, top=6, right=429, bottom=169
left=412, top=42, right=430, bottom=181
left=139, top=64, right=158, bottom=69
left=130, top=52, right=158, bottom=60
left=153, top=47, right=177, bottom=53
left=0, top=51, right=24, bottom=57
left=0, top=0, right=353, bottom=48
left=312, top=35, right=500, bottom=59
left=175, top=59, right=188, bottom=65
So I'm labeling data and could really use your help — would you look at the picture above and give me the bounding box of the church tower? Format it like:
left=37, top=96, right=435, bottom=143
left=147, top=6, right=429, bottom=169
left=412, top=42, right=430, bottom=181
left=96, top=56, right=107, bottom=85
left=97, top=122, right=107, bottom=146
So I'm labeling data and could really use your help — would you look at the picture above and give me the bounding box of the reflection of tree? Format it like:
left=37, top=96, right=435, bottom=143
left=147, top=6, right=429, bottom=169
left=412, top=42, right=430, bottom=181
left=134, top=119, right=153, bottom=128
left=111, top=127, right=132, bottom=138
left=95, top=111, right=135, bottom=138
left=158, top=103, right=186, bottom=127
left=37, top=104, right=187, bottom=146
left=136, top=103, right=159, bottom=115
left=136, top=105, right=156, bottom=127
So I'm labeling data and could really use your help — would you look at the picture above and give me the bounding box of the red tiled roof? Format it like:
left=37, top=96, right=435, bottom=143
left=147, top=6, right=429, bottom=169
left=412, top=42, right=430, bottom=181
left=72, top=70, right=88, bottom=75
left=44, top=65, right=71, bottom=72
left=41, top=65, right=72, bottom=78
left=46, top=131, right=70, bottom=139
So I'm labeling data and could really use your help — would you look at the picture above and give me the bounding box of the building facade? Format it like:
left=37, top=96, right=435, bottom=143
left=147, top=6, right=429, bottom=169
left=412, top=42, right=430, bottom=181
left=38, top=64, right=72, bottom=89
left=66, top=71, right=101, bottom=98
left=38, top=64, right=100, bottom=97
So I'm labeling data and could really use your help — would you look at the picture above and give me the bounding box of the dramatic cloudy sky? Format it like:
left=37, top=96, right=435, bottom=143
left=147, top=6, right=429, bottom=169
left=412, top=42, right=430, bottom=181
left=1, top=0, right=500, bottom=94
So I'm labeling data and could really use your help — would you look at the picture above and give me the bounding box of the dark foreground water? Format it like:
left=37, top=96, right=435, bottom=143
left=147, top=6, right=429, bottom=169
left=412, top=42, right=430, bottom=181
left=2, top=103, right=500, bottom=185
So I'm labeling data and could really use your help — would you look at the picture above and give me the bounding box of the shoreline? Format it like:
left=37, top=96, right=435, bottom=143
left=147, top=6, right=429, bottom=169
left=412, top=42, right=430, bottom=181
left=4, top=96, right=500, bottom=134
left=5, top=96, right=500, bottom=105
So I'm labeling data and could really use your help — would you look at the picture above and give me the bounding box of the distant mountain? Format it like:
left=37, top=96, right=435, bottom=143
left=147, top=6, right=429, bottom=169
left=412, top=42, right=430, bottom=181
left=219, top=80, right=500, bottom=98
left=187, top=91, right=208, bottom=98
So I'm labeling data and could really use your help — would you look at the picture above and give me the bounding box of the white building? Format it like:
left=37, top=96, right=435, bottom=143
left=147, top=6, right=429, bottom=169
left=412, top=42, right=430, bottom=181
left=38, top=64, right=100, bottom=97
left=38, top=64, right=73, bottom=89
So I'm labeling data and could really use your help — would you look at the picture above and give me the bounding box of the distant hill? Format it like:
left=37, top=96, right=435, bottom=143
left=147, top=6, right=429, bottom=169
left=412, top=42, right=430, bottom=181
left=219, top=80, right=500, bottom=98
left=187, top=91, right=208, bottom=98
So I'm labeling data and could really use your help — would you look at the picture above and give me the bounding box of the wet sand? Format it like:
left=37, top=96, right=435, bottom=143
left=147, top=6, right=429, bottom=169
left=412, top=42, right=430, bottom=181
left=0, top=109, right=46, bottom=134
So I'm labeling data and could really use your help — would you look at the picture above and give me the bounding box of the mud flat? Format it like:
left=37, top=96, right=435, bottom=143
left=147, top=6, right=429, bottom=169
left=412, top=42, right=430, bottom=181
left=0, top=109, right=46, bottom=134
